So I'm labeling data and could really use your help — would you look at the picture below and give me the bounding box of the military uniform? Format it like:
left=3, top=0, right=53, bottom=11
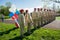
left=37, top=10, right=42, bottom=27
left=49, top=10, right=52, bottom=22
left=52, top=11, right=55, bottom=21
left=25, top=12, right=32, bottom=34
left=43, top=9, right=47, bottom=25
left=46, top=10, right=49, bottom=23
left=39, top=8, right=43, bottom=26
left=31, top=10, right=38, bottom=29
left=18, top=9, right=25, bottom=37
left=45, top=10, right=49, bottom=24
left=51, top=11, right=54, bottom=21
left=47, top=10, right=51, bottom=23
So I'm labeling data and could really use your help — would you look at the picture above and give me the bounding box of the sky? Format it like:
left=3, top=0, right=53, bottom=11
left=0, top=0, right=44, bottom=8
left=0, top=0, right=60, bottom=12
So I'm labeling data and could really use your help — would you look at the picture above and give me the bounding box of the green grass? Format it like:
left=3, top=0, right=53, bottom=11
left=56, top=17, right=60, bottom=20
left=0, top=17, right=60, bottom=40
left=0, top=23, right=20, bottom=40
left=0, top=23, right=60, bottom=40
left=23, top=28, right=60, bottom=40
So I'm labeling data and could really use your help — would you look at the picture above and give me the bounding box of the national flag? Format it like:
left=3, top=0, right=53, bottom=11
left=9, top=11, right=20, bottom=28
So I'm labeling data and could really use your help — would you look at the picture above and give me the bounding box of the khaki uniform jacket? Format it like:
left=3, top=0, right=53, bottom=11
left=31, top=11, right=38, bottom=20
left=25, top=13, right=32, bottom=23
left=18, top=14, right=25, bottom=26
left=37, top=11, right=43, bottom=18
left=43, top=11, right=47, bottom=18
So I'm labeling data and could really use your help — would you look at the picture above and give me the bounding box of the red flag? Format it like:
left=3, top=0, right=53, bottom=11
left=15, top=22, right=19, bottom=28
left=11, top=15, right=19, bottom=28
left=14, top=13, right=18, bottom=19
left=12, top=16, right=15, bottom=20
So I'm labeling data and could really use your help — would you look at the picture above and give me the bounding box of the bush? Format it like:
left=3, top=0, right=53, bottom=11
left=4, top=16, right=10, bottom=19
left=0, top=13, right=10, bottom=19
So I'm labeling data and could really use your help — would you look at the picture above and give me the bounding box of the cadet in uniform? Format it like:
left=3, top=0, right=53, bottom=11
left=52, top=10, right=55, bottom=21
left=40, top=8, right=43, bottom=26
left=25, top=10, right=32, bottom=34
left=43, top=9, right=47, bottom=25
left=53, top=10, right=56, bottom=20
left=50, top=9, right=53, bottom=22
left=18, top=9, right=25, bottom=38
left=48, top=9, right=51, bottom=23
left=37, top=8, right=42, bottom=27
left=45, top=9, right=49, bottom=24
left=49, top=10, right=52, bottom=22
left=49, top=9, right=52, bottom=22
left=31, top=8, right=38, bottom=29
left=47, top=9, right=50, bottom=23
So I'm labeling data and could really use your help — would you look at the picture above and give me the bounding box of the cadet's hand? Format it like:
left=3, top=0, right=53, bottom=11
left=31, top=21, right=33, bottom=24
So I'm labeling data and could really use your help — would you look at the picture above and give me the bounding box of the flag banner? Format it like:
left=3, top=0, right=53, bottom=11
left=9, top=10, right=19, bottom=28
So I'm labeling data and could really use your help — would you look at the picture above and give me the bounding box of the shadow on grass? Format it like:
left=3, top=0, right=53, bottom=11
left=0, top=27, right=18, bottom=36
left=9, top=28, right=38, bottom=40
left=9, top=20, right=55, bottom=40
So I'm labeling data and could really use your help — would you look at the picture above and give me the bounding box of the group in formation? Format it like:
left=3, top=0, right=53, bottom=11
left=10, top=8, right=56, bottom=38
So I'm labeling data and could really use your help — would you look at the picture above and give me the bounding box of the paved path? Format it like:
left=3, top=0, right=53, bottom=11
left=43, top=20, right=60, bottom=29
left=0, top=19, right=60, bottom=29
left=0, top=19, right=15, bottom=24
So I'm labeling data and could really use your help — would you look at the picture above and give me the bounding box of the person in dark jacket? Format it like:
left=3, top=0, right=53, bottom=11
left=1, top=14, right=4, bottom=22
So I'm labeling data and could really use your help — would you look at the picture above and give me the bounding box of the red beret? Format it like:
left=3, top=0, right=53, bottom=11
left=20, top=9, right=24, bottom=13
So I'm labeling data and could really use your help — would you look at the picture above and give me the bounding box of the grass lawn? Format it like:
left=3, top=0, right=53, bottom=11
left=56, top=17, right=60, bottom=20
left=0, top=17, right=60, bottom=40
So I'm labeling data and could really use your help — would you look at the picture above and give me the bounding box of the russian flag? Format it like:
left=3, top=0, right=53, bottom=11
left=12, top=14, right=20, bottom=28
left=9, top=11, right=20, bottom=28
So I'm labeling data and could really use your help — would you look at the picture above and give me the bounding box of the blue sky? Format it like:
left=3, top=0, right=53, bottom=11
left=0, top=0, right=44, bottom=8
left=0, top=0, right=60, bottom=11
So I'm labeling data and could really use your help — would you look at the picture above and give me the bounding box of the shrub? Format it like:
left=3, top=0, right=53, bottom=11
left=4, top=16, right=10, bottom=19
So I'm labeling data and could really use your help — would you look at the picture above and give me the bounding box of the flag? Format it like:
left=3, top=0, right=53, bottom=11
left=12, top=15, right=20, bottom=28
left=9, top=12, right=14, bottom=17
left=9, top=11, right=20, bottom=28
left=15, top=10, right=20, bottom=15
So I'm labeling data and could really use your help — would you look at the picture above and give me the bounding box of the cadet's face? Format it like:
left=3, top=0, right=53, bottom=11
left=38, top=9, right=40, bottom=11
left=21, top=11, right=24, bottom=14
left=44, top=10, right=46, bottom=11
left=26, top=11, right=28, bottom=13
left=41, top=9, right=42, bottom=11
left=34, top=8, right=36, bottom=11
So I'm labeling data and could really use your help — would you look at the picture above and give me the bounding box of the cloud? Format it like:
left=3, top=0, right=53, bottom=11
left=17, top=6, right=43, bottom=13
left=9, top=4, right=16, bottom=13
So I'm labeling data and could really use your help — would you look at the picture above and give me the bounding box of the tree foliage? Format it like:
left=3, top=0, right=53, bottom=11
left=57, top=9, right=60, bottom=13
left=0, top=2, right=11, bottom=16
left=0, top=6, right=9, bottom=16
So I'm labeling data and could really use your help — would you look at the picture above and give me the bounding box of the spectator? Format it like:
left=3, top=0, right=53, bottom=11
left=1, top=14, right=4, bottom=22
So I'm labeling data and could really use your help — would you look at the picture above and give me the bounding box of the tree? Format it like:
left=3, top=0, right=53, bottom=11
left=0, top=5, right=5, bottom=14
left=5, top=2, right=11, bottom=8
left=0, top=2, right=12, bottom=16
left=0, top=5, right=9, bottom=16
